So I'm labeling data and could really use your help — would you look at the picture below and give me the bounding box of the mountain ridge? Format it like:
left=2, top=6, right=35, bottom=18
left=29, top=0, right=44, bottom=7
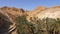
left=0, top=6, right=60, bottom=34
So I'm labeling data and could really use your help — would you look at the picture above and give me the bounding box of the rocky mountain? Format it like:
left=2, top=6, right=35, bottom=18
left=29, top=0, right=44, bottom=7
left=36, top=6, right=60, bottom=19
left=27, top=6, right=46, bottom=17
left=0, top=6, right=60, bottom=34
left=26, top=6, right=60, bottom=20
left=0, top=6, right=26, bottom=34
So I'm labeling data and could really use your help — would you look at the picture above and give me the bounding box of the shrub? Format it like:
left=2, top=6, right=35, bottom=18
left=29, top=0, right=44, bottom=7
left=15, top=16, right=60, bottom=34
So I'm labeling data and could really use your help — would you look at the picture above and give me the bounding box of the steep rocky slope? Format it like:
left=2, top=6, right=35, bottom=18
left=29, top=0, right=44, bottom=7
left=0, top=6, right=26, bottom=34
left=0, top=6, right=25, bottom=20
left=26, top=6, right=46, bottom=21
left=0, top=10, right=14, bottom=34
left=36, top=6, right=60, bottom=19
left=27, top=6, right=46, bottom=17
left=26, top=6, right=60, bottom=20
left=14, top=6, right=60, bottom=34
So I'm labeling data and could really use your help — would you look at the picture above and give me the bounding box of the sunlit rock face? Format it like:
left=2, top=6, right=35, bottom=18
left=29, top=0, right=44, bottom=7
left=0, top=6, right=26, bottom=22
left=25, top=6, right=46, bottom=21
left=28, top=6, right=46, bottom=17
left=35, top=6, right=60, bottom=19
left=26, top=6, right=60, bottom=21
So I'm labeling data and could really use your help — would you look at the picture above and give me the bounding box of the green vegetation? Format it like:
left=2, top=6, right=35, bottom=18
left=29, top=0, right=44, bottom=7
left=15, top=15, right=60, bottom=34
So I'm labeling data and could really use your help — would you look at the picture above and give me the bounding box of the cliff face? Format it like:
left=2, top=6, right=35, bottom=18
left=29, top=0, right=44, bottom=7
left=27, top=6, right=46, bottom=16
left=0, top=6, right=25, bottom=20
left=0, top=6, right=26, bottom=34
left=26, top=6, right=60, bottom=19
left=36, top=6, right=60, bottom=19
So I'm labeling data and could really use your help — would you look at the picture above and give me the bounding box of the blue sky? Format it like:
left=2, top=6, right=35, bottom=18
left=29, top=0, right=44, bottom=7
left=0, top=0, right=60, bottom=10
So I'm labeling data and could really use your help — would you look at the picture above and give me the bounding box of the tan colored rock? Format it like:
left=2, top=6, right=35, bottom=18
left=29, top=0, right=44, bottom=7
left=36, top=6, right=60, bottom=19
left=28, top=6, right=46, bottom=16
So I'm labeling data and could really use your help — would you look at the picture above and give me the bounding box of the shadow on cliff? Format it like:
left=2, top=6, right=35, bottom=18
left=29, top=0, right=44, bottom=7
left=0, top=12, right=13, bottom=34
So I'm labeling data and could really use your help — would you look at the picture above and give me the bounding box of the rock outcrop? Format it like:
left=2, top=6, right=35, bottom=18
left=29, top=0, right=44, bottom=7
left=0, top=6, right=25, bottom=34
left=36, top=6, right=60, bottom=19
